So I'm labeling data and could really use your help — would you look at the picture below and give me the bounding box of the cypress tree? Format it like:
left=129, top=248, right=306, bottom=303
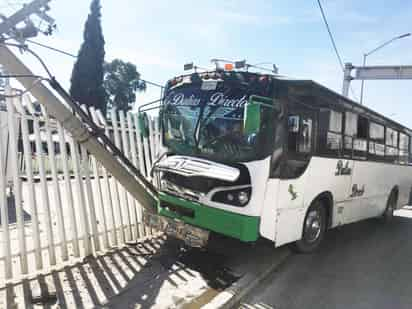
left=70, top=0, right=106, bottom=113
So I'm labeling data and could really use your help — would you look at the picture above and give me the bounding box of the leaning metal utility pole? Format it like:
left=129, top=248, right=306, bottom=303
left=0, top=1, right=158, bottom=212
left=342, top=62, right=412, bottom=101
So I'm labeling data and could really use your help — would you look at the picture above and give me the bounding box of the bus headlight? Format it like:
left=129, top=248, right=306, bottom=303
left=211, top=187, right=252, bottom=207
left=237, top=191, right=249, bottom=205
left=160, top=179, right=168, bottom=190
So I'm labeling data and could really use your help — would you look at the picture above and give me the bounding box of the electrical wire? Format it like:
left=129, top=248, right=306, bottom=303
left=0, top=73, right=46, bottom=79
left=2, top=37, right=165, bottom=89
left=316, top=0, right=344, bottom=70
left=315, top=0, right=359, bottom=101
left=1, top=41, right=54, bottom=78
left=9, top=39, right=165, bottom=89
left=25, top=39, right=78, bottom=58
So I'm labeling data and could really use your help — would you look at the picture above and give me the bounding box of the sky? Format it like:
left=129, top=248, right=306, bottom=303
left=2, top=0, right=412, bottom=126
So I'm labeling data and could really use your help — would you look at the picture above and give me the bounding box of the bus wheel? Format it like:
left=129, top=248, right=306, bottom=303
left=291, top=200, right=326, bottom=253
left=381, top=190, right=397, bottom=222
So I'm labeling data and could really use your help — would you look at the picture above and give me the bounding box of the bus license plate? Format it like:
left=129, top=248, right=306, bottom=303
left=143, top=212, right=209, bottom=247
left=165, top=220, right=209, bottom=247
left=143, top=212, right=165, bottom=230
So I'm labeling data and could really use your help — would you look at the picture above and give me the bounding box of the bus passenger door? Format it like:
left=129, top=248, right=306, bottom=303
left=343, top=114, right=374, bottom=222
left=274, top=107, right=317, bottom=246
left=330, top=158, right=355, bottom=225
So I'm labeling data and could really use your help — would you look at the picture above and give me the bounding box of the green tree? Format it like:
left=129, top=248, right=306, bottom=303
left=103, top=59, right=146, bottom=113
left=70, top=0, right=106, bottom=113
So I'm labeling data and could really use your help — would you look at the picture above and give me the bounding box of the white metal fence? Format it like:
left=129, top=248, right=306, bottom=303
left=0, top=90, right=160, bottom=283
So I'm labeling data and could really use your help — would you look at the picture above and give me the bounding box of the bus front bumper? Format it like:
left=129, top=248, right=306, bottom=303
left=143, top=211, right=210, bottom=247
left=151, top=192, right=260, bottom=243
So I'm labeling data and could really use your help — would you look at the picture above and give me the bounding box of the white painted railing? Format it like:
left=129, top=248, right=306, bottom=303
left=0, top=90, right=160, bottom=283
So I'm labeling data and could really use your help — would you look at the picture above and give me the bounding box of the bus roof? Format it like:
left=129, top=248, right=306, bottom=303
left=167, top=70, right=412, bottom=134
left=276, top=77, right=412, bottom=135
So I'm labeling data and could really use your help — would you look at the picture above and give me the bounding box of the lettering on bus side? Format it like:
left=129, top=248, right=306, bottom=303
left=335, top=160, right=352, bottom=176
left=350, top=184, right=365, bottom=197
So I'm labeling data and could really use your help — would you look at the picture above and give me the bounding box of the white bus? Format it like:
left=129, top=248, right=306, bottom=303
left=145, top=69, right=412, bottom=252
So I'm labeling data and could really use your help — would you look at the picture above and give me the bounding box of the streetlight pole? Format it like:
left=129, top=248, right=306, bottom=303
left=359, top=33, right=411, bottom=104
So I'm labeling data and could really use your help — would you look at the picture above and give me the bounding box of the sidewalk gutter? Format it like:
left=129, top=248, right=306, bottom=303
left=202, top=247, right=290, bottom=309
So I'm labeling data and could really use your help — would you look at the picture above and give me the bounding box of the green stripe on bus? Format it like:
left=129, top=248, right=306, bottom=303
left=157, top=192, right=260, bottom=242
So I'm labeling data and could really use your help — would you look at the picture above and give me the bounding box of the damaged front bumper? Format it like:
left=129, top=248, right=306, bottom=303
left=143, top=211, right=210, bottom=248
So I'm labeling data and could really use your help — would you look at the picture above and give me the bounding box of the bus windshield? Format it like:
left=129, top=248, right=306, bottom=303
left=162, top=74, right=278, bottom=162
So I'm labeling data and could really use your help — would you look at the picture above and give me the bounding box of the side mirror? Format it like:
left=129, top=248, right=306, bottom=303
left=138, top=112, right=150, bottom=138
left=243, top=95, right=278, bottom=135
left=243, top=101, right=261, bottom=135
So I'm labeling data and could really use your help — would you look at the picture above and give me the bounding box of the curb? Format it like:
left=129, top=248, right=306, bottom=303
left=201, top=247, right=290, bottom=309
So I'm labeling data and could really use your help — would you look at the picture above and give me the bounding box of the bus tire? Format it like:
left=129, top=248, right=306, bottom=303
left=291, top=200, right=327, bottom=253
left=381, top=189, right=397, bottom=222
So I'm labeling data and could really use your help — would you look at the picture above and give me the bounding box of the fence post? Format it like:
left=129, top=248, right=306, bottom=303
left=94, top=109, right=118, bottom=246
left=110, top=109, right=127, bottom=244
left=153, top=116, right=160, bottom=161
left=89, top=106, right=110, bottom=250
left=119, top=110, right=133, bottom=241
left=6, top=94, right=29, bottom=274
left=133, top=113, right=147, bottom=177
left=91, top=154, right=109, bottom=249
left=19, top=95, right=43, bottom=269
left=127, top=112, right=143, bottom=238
left=133, top=113, right=150, bottom=236
left=0, top=104, right=12, bottom=279
left=142, top=127, right=152, bottom=180
left=31, top=101, right=57, bottom=267
left=56, top=122, right=80, bottom=258
left=40, top=105, right=69, bottom=261
left=69, top=136, right=92, bottom=256
left=79, top=105, right=100, bottom=252
left=148, top=117, right=156, bottom=165
left=80, top=145, right=100, bottom=252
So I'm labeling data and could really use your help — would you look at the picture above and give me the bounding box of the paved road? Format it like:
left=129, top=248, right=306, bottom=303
left=241, top=208, right=412, bottom=309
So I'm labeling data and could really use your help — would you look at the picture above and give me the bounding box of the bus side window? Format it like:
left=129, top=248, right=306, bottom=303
left=409, top=136, right=412, bottom=165
left=282, top=112, right=315, bottom=179
left=299, top=118, right=312, bottom=153
left=343, top=111, right=357, bottom=157
left=368, top=122, right=385, bottom=160
left=385, top=127, right=399, bottom=163
left=325, top=110, right=343, bottom=156
left=357, top=116, right=368, bottom=139
left=352, top=115, right=368, bottom=159
left=287, top=115, right=313, bottom=154
left=399, top=133, right=409, bottom=164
